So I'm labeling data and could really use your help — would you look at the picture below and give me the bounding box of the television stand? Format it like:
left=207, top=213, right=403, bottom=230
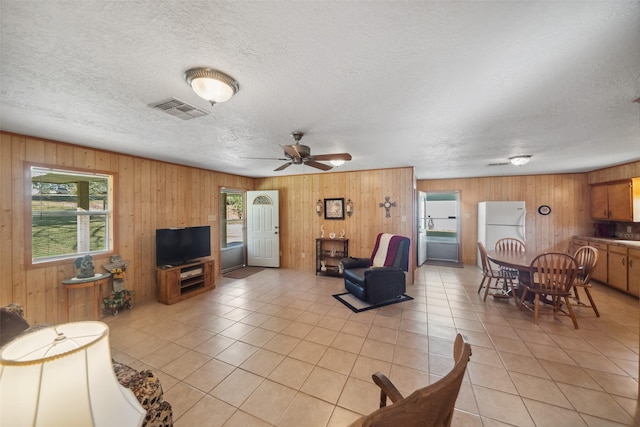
left=156, top=259, right=215, bottom=304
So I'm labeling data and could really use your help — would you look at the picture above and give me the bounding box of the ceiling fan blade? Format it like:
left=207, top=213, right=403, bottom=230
left=305, top=160, right=333, bottom=171
left=274, top=162, right=291, bottom=171
left=282, top=144, right=301, bottom=158
left=242, top=157, right=288, bottom=161
left=313, top=153, right=352, bottom=161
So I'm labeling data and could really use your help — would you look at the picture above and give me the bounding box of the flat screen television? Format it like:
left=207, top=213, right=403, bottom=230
left=156, top=226, right=211, bottom=267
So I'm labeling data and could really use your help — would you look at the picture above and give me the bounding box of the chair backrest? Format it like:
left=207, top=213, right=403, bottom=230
left=495, top=238, right=526, bottom=253
left=529, top=252, right=579, bottom=293
left=370, top=233, right=411, bottom=271
left=477, top=242, right=491, bottom=274
left=357, top=334, right=472, bottom=427
left=573, top=246, right=599, bottom=285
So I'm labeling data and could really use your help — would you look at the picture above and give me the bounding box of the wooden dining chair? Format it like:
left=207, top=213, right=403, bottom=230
left=494, top=238, right=526, bottom=280
left=571, top=246, right=600, bottom=317
left=348, top=333, right=472, bottom=427
left=477, top=242, right=518, bottom=303
left=520, top=252, right=580, bottom=328
left=494, top=238, right=526, bottom=254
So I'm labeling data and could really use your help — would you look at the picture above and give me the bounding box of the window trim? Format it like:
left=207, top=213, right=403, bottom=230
left=25, top=162, right=117, bottom=269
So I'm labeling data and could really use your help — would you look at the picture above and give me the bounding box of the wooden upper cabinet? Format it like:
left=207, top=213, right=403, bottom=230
left=590, top=178, right=640, bottom=222
left=590, top=184, right=609, bottom=220
left=608, top=180, right=635, bottom=221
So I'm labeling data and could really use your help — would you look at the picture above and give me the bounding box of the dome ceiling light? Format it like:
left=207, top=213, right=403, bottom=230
left=509, top=155, right=532, bottom=166
left=184, top=68, right=239, bottom=105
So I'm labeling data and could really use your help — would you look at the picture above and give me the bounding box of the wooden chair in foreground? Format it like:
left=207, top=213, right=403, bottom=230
left=520, top=252, right=580, bottom=328
left=348, top=333, right=472, bottom=427
left=477, top=242, right=518, bottom=303
left=571, top=246, right=600, bottom=317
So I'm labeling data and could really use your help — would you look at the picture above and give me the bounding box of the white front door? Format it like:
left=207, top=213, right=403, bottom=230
left=246, top=190, right=280, bottom=267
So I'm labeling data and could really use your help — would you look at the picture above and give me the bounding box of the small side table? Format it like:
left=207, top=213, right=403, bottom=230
left=62, top=273, right=112, bottom=321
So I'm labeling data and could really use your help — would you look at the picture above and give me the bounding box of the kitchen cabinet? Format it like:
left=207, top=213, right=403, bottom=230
left=589, top=241, right=608, bottom=283
left=628, top=248, right=640, bottom=297
left=574, top=236, right=640, bottom=296
left=590, top=178, right=640, bottom=222
left=608, top=246, right=628, bottom=293
left=590, top=185, right=609, bottom=220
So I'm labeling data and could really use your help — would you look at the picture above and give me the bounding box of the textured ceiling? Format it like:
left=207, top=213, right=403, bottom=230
left=1, top=1, right=639, bottom=179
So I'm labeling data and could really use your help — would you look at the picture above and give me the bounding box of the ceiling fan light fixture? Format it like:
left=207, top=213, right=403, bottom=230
left=184, top=68, right=239, bottom=105
left=509, top=155, right=532, bottom=166
left=330, top=159, right=345, bottom=167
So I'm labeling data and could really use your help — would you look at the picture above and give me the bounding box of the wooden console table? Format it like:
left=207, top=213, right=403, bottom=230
left=62, top=272, right=111, bottom=321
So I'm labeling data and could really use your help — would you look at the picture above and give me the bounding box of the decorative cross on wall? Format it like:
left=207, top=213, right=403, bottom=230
left=379, top=196, right=396, bottom=218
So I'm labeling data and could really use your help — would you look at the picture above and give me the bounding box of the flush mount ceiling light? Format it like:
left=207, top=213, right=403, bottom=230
left=184, top=68, right=239, bottom=105
left=330, top=159, right=345, bottom=167
left=509, top=155, right=532, bottom=166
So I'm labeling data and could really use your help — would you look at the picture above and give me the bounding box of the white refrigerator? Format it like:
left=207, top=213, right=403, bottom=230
left=477, top=201, right=526, bottom=268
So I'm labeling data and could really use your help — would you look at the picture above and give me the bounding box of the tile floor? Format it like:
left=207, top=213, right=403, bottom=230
left=106, top=264, right=640, bottom=426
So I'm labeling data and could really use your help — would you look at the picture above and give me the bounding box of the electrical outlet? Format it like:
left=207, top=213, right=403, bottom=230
left=301, top=252, right=305, bottom=258
left=628, top=226, right=632, bottom=233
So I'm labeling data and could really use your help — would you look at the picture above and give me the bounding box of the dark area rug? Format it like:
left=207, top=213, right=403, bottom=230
left=333, top=292, right=413, bottom=313
left=423, top=260, right=463, bottom=268
left=223, top=266, right=265, bottom=279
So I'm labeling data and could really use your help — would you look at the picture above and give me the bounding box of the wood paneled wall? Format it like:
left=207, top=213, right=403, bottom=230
left=417, top=174, right=592, bottom=264
left=1, top=132, right=254, bottom=325
left=4, top=129, right=634, bottom=325
left=256, top=167, right=417, bottom=284
left=588, top=160, right=640, bottom=184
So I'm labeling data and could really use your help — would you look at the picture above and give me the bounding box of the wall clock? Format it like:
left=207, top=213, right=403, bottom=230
left=537, top=205, right=551, bottom=215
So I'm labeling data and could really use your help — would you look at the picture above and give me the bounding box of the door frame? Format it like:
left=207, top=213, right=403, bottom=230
left=220, top=188, right=247, bottom=273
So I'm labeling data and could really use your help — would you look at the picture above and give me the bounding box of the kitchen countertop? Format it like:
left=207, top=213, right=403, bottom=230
left=574, top=236, right=640, bottom=249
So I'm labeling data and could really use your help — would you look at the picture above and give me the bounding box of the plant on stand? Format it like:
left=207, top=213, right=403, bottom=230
left=102, top=289, right=133, bottom=315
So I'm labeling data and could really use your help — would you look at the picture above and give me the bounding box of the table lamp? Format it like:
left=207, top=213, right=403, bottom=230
left=0, top=321, right=145, bottom=427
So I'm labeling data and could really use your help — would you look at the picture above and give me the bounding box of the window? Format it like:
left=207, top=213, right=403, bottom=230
left=221, top=190, right=244, bottom=248
left=30, top=166, right=113, bottom=264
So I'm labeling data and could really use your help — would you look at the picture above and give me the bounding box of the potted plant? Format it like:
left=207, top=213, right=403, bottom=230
left=102, top=289, right=133, bottom=315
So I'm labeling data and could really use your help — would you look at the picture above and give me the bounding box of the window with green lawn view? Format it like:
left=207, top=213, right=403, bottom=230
left=30, top=166, right=113, bottom=263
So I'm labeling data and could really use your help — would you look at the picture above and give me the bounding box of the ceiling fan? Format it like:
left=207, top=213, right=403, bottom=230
left=254, top=132, right=352, bottom=172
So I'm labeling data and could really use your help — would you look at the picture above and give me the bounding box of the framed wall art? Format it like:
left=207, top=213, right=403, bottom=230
left=324, top=198, right=345, bottom=220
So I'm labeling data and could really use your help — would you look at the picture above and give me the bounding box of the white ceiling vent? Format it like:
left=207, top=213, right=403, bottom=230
left=487, top=162, right=509, bottom=167
left=148, top=97, right=209, bottom=120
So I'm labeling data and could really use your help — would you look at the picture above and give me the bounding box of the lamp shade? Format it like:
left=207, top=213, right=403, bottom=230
left=0, top=321, right=145, bottom=427
left=184, top=68, right=239, bottom=104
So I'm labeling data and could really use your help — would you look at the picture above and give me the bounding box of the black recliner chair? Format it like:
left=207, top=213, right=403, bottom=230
left=341, top=233, right=411, bottom=304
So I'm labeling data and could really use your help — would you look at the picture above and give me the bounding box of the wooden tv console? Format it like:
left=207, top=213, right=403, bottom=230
left=156, top=259, right=215, bottom=305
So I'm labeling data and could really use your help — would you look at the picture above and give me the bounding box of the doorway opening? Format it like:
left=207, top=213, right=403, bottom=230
left=418, top=191, right=461, bottom=266
left=220, top=189, right=245, bottom=273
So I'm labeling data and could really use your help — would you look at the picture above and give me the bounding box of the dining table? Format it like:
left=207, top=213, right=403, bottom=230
left=486, top=249, right=581, bottom=303
left=486, top=250, right=536, bottom=274
left=485, top=249, right=536, bottom=300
